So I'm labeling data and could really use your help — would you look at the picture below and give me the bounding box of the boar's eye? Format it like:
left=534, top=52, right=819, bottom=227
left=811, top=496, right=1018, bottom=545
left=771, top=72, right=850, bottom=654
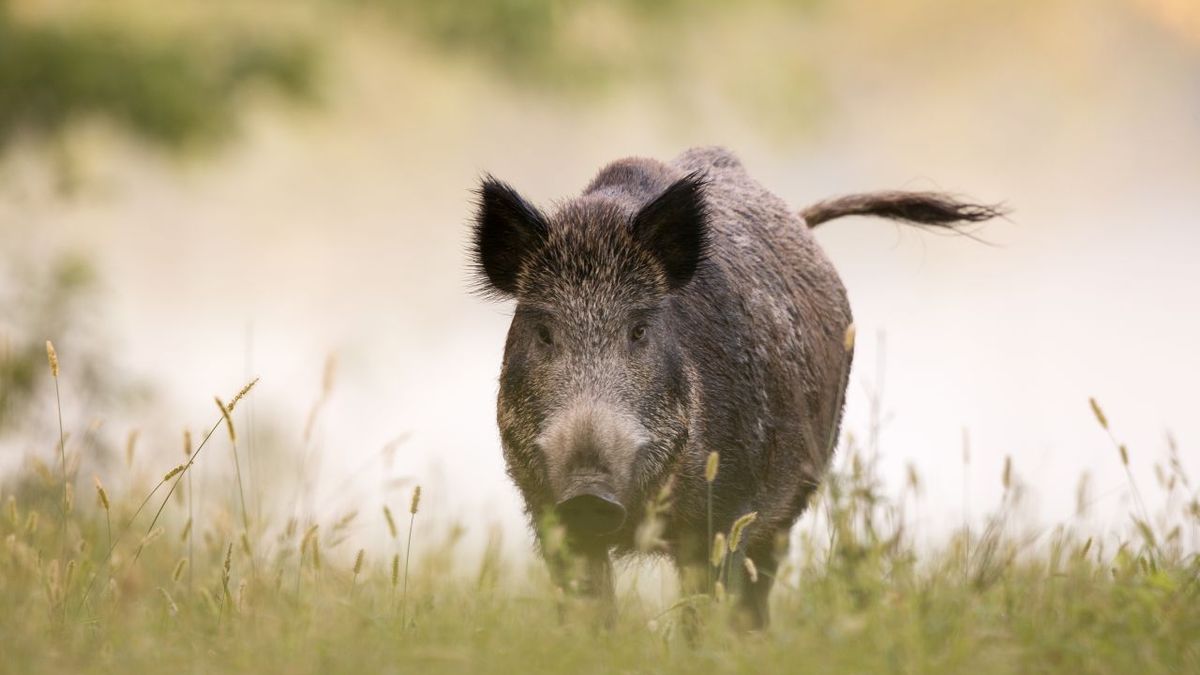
left=629, top=324, right=648, bottom=343
left=535, top=324, right=554, bottom=347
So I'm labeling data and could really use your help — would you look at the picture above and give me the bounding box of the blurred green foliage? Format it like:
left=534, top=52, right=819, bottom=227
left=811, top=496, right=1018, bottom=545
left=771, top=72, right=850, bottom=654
left=370, top=0, right=826, bottom=87
left=0, top=253, right=114, bottom=432
left=0, top=0, right=317, bottom=153
left=0, top=0, right=834, bottom=155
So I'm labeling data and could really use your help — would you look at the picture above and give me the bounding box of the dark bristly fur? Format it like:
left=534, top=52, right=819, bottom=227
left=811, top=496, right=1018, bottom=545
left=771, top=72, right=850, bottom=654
left=630, top=171, right=711, bottom=289
left=800, top=191, right=1006, bottom=228
left=472, top=175, right=551, bottom=298
left=470, top=147, right=1003, bottom=630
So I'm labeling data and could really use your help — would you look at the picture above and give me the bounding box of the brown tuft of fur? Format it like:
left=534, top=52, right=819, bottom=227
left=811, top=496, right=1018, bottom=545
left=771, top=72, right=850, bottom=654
left=801, top=191, right=1006, bottom=229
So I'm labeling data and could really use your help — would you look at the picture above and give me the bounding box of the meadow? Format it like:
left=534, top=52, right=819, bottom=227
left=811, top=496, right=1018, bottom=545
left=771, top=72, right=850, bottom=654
left=1, top=343, right=1197, bottom=675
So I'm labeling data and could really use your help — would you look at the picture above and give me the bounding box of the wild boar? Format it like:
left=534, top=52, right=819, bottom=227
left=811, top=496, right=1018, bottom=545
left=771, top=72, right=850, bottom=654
left=471, top=146, right=1001, bottom=628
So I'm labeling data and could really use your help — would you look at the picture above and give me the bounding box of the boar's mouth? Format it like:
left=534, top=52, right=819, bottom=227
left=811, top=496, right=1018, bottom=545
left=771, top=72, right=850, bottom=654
left=555, top=480, right=627, bottom=536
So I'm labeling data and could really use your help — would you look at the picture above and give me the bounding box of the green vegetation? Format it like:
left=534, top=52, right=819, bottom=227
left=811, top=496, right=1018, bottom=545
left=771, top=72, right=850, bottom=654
left=0, top=0, right=830, bottom=160
left=0, top=0, right=317, bottom=153
left=363, top=0, right=826, bottom=89
left=0, top=255, right=132, bottom=434
left=1, top=348, right=1195, bottom=674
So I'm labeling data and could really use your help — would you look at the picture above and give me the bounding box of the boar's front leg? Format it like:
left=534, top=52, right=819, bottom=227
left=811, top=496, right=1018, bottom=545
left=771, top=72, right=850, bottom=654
left=672, top=534, right=711, bottom=641
left=542, top=533, right=615, bottom=624
left=564, top=542, right=614, bottom=600
left=675, top=532, right=779, bottom=632
left=728, top=541, right=777, bottom=631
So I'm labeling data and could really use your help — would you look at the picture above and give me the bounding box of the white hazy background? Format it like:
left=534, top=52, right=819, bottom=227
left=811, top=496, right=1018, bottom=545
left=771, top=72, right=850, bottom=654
left=4, top=0, right=1198, bottom=565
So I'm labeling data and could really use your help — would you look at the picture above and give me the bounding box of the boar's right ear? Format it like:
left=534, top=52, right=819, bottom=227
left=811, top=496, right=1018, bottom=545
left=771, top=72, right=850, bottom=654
left=472, top=176, right=549, bottom=297
left=631, top=172, right=710, bottom=290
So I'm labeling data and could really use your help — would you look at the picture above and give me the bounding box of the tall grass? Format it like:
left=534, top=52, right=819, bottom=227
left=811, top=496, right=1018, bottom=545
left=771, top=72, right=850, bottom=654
left=1, top=342, right=1197, bottom=674
left=45, top=341, right=67, bottom=565
left=705, top=450, right=718, bottom=590
left=401, top=485, right=421, bottom=625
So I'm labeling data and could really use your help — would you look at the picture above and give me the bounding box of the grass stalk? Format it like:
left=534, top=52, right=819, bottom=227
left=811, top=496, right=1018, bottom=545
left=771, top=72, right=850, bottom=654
left=351, top=549, right=364, bottom=595
left=184, top=429, right=194, bottom=593
left=133, top=379, right=257, bottom=579
left=94, top=476, right=112, bottom=554
left=401, top=485, right=421, bottom=626
left=707, top=482, right=713, bottom=590
left=1089, top=398, right=1153, bottom=530
left=77, top=471, right=175, bottom=612
left=217, top=395, right=256, bottom=577
left=705, top=452, right=718, bottom=591
left=46, top=341, right=68, bottom=564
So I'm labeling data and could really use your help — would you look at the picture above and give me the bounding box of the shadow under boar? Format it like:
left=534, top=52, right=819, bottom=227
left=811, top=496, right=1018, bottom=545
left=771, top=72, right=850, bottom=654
left=470, top=146, right=1002, bottom=629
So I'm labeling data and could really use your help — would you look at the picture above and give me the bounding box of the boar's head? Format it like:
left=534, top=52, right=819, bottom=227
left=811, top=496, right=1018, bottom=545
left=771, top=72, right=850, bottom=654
left=471, top=170, right=707, bottom=543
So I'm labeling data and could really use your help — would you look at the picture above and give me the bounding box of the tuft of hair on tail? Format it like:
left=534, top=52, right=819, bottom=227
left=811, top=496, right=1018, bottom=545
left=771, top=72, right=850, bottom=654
left=800, top=191, right=1007, bottom=229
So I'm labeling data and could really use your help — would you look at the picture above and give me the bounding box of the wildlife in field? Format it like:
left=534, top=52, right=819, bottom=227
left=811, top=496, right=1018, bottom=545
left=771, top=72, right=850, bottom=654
left=471, top=146, right=1001, bottom=627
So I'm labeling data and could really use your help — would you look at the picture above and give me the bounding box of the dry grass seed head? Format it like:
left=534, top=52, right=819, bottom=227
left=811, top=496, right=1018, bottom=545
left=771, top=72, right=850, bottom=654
left=744, top=556, right=758, bottom=583
left=321, top=356, right=337, bottom=398
left=215, top=397, right=236, bottom=442
left=383, top=505, right=398, bottom=538
left=172, top=558, right=188, bottom=583
left=228, top=377, right=260, bottom=412
left=1077, top=537, right=1093, bottom=559
left=635, top=511, right=667, bottom=553
left=711, top=533, right=727, bottom=567
left=729, top=511, right=758, bottom=552
left=45, top=558, right=60, bottom=591
left=125, top=430, right=139, bottom=467
left=158, top=587, right=179, bottom=616
left=410, top=486, right=422, bottom=515
left=333, top=511, right=358, bottom=532
left=93, top=476, right=110, bottom=511
left=1089, top=397, right=1109, bottom=430
left=45, top=340, right=59, bottom=377
left=140, top=527, right=164, bottom=549
left=1075, top=473, right=1092, bottom=518
left=300, top=525, right=318, bottom=556
left=906, top=463, right=922, bottom=493
left=705, top=452, right=719, bottom=483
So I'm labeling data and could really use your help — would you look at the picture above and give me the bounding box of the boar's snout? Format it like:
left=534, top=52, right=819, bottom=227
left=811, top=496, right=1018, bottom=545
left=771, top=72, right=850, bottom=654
left=556, top=483, right=627, bottom=536
left=537, top=399, right=645, bottom=536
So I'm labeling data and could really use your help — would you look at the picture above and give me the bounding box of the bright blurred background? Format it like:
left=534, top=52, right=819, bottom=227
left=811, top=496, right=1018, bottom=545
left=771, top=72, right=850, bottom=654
left=2, top=0, right=1198, bottom=565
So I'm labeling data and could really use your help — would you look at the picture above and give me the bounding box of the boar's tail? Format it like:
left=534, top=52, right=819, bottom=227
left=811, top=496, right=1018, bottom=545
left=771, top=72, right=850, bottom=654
left=800, top=191, right=1006, bottom=229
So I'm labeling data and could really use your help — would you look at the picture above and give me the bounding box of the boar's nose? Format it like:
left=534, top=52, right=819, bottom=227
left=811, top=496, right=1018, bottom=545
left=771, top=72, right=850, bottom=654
left=555, top=490, right=627, bottom=536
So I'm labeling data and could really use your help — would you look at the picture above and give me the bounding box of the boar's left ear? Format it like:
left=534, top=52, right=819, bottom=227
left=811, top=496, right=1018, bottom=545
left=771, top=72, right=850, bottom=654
left=631, top=171, right=710, bottom=290
left=472, top=176, right=549, bottom=297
